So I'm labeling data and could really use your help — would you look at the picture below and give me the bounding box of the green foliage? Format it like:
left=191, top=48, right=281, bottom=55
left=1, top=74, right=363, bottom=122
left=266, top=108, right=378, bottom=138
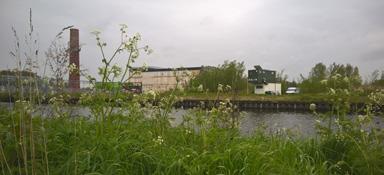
left=95, top=82, right=122, bottom=91
left=299, top=62, right=362, bottom=93
left=369, top=70, right=384, bottom=88
left=311, top=88, right=384, bottom=174
left=2, top=99, right=384, bottom=174
left=372, top=80, right=384, bottom=87
left=189, top=60, right=249, bottom=93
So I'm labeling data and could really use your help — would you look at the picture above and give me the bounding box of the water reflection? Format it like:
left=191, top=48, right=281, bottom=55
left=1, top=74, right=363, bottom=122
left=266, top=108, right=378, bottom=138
left=1, top=102, right=382, bottom=137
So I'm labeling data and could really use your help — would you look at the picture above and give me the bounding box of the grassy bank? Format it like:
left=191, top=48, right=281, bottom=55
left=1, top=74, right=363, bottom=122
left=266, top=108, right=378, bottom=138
left=0, top=91, right=370, bottom=105
left=1, top=93, right=383, bottom=175
left=175, top=92, right=368, bottom=103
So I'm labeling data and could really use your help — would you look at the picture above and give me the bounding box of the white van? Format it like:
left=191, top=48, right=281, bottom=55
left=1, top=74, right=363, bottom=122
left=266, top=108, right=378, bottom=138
left=286, top=87, right=300, bottom=94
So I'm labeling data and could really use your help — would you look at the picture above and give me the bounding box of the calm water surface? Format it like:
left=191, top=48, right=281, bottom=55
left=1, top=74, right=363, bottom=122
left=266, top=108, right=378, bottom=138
left=1, top=102, right=383, bottom=137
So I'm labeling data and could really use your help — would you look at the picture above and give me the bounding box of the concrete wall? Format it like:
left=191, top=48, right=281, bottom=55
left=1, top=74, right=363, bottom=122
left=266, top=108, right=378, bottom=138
left=130, top=69, right=200, bottom=92
left=254, top=83, right=281, bottom=95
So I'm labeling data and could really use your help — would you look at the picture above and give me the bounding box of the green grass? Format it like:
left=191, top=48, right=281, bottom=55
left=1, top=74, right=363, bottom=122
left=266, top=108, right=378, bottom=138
left=0, top=91, right=369, bottom=104
left=1, top=108, right=383, bottom=175
left=176, top=92, right=368, bottom=103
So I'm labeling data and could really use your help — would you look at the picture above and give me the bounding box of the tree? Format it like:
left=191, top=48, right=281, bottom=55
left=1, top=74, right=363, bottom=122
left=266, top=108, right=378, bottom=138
left=299, top=63, right=328, bottom=93
left=370, top=69, right=384, bottom=87
left=368, top=70, right=380, bottom=84
left=309, top=63, right=327, bottom=81
left=277, top=69, right=289, bottom=94
left=189, top=60, right=248, bottom=93
left=350, top=66, right=362, bottom=87
left=345, top=64, right=353, bottom=78
left=327, top=62, right=361, bottom=90
left=299, top=62, right=362, bottom=93
left=381, top=71, right=384, bottom=80
left=45, top=36, right=69, bottom=91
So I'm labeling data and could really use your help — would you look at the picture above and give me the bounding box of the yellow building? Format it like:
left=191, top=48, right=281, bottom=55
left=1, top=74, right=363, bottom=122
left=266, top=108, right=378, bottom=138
left=130, top=67, right=204, bottom=92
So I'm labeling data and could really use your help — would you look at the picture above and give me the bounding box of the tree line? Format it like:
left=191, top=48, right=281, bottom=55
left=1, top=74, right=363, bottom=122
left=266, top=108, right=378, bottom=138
left=187, top=61, right=383, bottom=94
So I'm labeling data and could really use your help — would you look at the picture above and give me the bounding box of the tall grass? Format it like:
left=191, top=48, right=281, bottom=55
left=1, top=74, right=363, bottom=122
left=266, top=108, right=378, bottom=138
left=2, top=105, right=383, bottom=174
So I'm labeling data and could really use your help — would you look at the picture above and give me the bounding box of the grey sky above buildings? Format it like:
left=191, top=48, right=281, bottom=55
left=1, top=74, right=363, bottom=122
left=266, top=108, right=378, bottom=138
left=0, top=0, right=383, bottom=81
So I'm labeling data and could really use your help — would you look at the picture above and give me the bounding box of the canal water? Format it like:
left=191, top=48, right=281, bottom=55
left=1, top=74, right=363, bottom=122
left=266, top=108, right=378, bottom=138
left=1, top=102, right=383, bottom=137
left=169, top=109, right=383, bottom=137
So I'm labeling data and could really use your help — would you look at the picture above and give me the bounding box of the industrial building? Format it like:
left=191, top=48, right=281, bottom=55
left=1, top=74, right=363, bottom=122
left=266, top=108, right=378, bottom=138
left=248, top=65, right=281, bottom=95
left=129, top=66, right=204, bottom=92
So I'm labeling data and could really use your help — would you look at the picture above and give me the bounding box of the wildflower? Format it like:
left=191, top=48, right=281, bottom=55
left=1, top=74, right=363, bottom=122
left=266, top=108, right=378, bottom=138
left=197, top=84, right=203, bottom=92
left=185, top=129, right=192, bottom=134
left=331, top=73, right=342, bottom=80
left=329, top=88, right=336, bottom=95
left=131, top=50, right=139, bottom=58
left=309, top=103, right=316, bottom=111
left=153, top=136, right=164, bottom=145
left=111, top=65, right=122, bottom=77
left=335, top=118, right=339, bottom=124
left=143, top=45, right=149, bottom=52
left=49, top=97, right=57, bottom=104
left=217, top=84, right=223, bottom=92
left=134, top=33, right=141, bottom=40
left=116, top=98, right=123, bottom=104
left=142, top=63, right=149, bottom=71
left=343, top=77, right=349, bottom=83
left=146, top=90, right=157, bottom=100
left=69, top=63, right=78, bottom=73
left=119, top=24, right=128, bottom=30
left=344, top=89, right=349, bottom=95
left=225, top=85, right=231, bottom=91
left=315, top=119, right=321, bottom=123
left=320, top=79, right=328, bottom=85
left=357, top=115, right=365, bottom=122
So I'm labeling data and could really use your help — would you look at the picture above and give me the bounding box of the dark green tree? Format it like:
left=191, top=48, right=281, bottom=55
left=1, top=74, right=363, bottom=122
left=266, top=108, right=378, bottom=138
left=309, top=63, right=327, bottom=81
left=189, top=60, right=248, bottom=93
left=299, top=62, right=362, bottom=93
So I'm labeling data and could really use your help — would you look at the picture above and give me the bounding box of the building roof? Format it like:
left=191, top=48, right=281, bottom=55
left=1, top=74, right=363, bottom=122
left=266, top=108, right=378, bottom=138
left=132, top=66, right=212, bottom=72
left=248, top=65, right=277, bottom=84
left=0, top=70, right=38, bottom=77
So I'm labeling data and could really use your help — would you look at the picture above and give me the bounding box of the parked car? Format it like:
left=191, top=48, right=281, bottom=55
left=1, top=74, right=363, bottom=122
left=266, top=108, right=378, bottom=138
left=286, top=87, right=300, bottom=94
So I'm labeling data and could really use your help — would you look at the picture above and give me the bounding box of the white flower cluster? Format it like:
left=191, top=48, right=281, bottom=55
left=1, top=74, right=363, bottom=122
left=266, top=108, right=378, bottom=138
left=146, top=90, right=157, bottom=100
left=185, top=129, right=192, bottom=134
left=309, top=103, right=317, bottom=111
left=217, top=84, right=223, bottom=92
left=68, top=63, right=78, bottom=74
left=368, top=90, right=384, bottom=105
left=153, top=136, right=164, bottom=145
left=197, top=84, right=204, bottom=92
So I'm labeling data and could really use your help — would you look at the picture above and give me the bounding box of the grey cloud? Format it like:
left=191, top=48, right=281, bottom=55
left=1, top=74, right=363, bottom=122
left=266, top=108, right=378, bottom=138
left=1, top=0, right=384, bottom=80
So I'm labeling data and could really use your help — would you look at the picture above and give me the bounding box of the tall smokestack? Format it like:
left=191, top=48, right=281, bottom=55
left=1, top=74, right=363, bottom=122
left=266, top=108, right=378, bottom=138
left=69, top=28, right=80, bottom=91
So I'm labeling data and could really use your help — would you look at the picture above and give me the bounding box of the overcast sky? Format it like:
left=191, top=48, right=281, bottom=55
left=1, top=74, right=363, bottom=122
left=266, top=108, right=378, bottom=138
left=1, top=0, right=383, bottom=81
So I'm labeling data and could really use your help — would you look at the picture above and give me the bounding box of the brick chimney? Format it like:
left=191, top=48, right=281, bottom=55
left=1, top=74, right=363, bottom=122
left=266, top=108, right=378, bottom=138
left=69, top=28, right=80, bottom=91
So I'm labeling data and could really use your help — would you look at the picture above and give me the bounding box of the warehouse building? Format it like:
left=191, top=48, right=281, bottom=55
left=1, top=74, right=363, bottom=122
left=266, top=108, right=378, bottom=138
left=129, top=66, right=205, bottom=92
left=248, top=65, right=281, bottom=95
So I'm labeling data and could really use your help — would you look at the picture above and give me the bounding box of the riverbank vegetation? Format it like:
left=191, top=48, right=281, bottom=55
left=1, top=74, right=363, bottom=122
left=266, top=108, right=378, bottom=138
left=1, top=16, right=384, bottom=174
left=1, top=85, right=384, bottom=174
